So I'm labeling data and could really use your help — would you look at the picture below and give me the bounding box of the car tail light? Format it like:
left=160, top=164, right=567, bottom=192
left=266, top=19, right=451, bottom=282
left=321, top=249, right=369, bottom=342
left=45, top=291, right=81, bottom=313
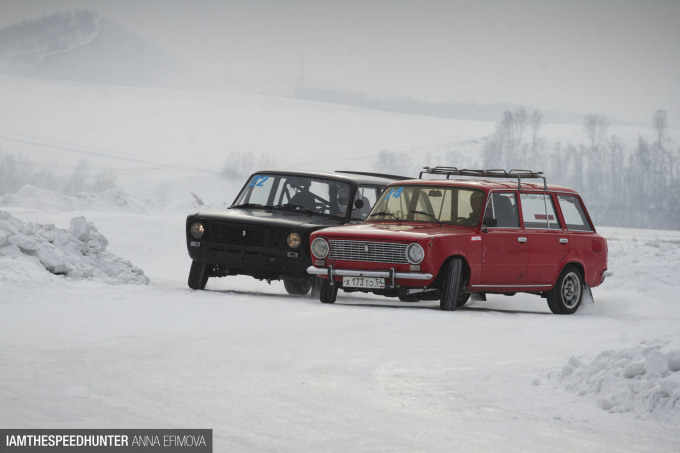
left=592, top=240, right=602, bottom=252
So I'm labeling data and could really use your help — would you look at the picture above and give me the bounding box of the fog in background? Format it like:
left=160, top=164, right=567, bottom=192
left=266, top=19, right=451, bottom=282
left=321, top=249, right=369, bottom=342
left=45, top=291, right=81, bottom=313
left=2, top=0, right=679, bottom=124
left=1, top=0, right=679, bottom=229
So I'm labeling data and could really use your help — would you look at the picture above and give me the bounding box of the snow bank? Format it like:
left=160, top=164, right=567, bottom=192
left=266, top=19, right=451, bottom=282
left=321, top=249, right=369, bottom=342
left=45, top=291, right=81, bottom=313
left=0, top=210, right=148, bottom=284
left=554, top=339, right=680, bottom=424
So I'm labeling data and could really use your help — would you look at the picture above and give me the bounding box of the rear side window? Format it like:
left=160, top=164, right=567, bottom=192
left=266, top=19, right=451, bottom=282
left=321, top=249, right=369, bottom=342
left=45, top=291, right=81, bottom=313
left=557, top=195, right=593, bottom=231
left=520, top=193, right=562, bottom=229
left=483, top=192, right=520, bottom=228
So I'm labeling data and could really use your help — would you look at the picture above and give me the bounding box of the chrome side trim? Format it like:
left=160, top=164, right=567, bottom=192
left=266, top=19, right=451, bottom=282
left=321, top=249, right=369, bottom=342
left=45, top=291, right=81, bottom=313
left=307, top=266, right=433, bottom=280
left=470, top=284, right=552, bottom=288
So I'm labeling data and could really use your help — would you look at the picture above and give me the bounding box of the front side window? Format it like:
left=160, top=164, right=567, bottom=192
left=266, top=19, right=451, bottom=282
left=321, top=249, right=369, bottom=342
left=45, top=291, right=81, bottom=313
left=520, top=193, right=562, bottom=229
left=558, top=194, right=593, bottom=231
left=233, top=174, right=352, bottom=219
left=368, top=185, right=484, bottom=226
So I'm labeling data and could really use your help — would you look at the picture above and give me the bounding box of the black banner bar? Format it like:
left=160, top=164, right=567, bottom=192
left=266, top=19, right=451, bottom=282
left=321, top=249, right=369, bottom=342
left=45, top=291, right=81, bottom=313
left=0, top=430, right=212, bottom=452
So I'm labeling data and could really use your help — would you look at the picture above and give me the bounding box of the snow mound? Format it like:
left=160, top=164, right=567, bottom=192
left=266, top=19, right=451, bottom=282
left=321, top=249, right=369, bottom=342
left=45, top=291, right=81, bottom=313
left=0, top=185, right=148, bottom=213
left=0, top=210, right=148, bottom=284
left=554, top=339, right=680, bottom=423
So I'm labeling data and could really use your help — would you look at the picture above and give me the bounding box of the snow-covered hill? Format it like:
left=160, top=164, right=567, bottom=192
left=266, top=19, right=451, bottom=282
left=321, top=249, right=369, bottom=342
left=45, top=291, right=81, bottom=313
left=0, top=10, right=210, bottom=89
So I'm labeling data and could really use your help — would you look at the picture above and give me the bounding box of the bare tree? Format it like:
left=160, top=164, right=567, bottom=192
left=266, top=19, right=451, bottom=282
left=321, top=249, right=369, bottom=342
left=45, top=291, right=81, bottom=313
left=583, top=114, right=609, bottom=150
left=652, top=109, right=669, bottom=147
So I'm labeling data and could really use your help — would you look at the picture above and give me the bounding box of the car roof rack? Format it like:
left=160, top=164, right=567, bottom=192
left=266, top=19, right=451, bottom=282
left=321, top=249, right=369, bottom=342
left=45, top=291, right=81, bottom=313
left=336, top=170, right=410, bottom=180
left=419, top=166, right=547, bottom=190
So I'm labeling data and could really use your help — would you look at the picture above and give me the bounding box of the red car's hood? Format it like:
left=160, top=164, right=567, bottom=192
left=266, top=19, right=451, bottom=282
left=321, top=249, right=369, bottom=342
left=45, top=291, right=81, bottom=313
left=315, top=222, right=475, bottom=241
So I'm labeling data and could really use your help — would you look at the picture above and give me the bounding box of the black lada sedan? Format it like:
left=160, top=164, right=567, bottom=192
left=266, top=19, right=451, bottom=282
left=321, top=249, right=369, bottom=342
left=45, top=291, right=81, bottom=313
left=186, top=170, right=407, bottom=295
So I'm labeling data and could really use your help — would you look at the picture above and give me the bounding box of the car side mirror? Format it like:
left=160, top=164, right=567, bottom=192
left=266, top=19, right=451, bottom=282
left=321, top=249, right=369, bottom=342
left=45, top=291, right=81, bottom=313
left=354, top=199, right=364, bottom=209
left=483, top=217, right=497, bottom=227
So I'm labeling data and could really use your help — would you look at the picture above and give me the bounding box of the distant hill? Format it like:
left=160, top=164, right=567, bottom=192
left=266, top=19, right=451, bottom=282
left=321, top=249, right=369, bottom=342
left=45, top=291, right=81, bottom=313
left=0, top=10, right=212, bottom=89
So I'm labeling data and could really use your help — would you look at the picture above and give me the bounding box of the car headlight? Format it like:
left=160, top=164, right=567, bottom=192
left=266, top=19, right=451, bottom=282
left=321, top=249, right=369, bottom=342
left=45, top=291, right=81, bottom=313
left=311, top=238, right=329, bottom=259
left=406, top=243, right=424, bottom=264
left=189, top=222, right=205, bottom=239
left=287, top=232, right=302, bottom=248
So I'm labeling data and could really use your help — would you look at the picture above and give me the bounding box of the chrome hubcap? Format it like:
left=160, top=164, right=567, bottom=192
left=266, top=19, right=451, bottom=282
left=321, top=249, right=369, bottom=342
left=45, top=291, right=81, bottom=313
left=562, top=272, right=581, bottom=309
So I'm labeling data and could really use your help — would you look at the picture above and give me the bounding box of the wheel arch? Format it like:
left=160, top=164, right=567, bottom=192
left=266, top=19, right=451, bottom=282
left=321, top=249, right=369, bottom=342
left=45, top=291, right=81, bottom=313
left=557, top=260, right=585, bottom=285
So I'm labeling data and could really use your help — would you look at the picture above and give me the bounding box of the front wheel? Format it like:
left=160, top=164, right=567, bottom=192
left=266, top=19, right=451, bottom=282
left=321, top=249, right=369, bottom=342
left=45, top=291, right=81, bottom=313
left=547, top=265, right=583, bottom=314
left=188, top=260, right=209, bottom=290
left=319, top=279, right=338, bottom=304
left=283, top=278, right=313, bottom=295
left=440, top=258, right=463, bottom=311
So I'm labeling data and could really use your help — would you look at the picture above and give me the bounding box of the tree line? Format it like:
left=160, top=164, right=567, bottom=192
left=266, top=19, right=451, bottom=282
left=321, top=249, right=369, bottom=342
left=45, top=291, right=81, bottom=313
left=480, top=108, right=678, bottom=229
left=374, top=108, right=679, bottom=230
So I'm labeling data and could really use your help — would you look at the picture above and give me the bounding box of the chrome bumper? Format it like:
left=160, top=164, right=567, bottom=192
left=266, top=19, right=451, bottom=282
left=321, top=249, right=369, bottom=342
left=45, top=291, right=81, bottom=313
left=307, top=265, right=434, bottom=286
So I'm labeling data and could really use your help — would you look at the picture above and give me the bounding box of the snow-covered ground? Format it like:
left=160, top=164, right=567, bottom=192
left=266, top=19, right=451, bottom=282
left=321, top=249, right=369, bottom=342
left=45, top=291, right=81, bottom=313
left=1, top=76, right=679, bottom=451
left=1, top=194, right=679, bottom=452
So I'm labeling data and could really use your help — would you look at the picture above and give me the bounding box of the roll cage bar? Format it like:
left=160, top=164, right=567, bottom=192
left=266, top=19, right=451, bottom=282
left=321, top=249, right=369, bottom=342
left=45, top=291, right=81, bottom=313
left=419, top=166, right=547, bottom=191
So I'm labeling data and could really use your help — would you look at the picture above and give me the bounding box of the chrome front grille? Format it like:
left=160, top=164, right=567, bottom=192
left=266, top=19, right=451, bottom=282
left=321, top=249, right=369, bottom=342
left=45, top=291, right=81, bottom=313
left=329, top=239, right=408, bottom=264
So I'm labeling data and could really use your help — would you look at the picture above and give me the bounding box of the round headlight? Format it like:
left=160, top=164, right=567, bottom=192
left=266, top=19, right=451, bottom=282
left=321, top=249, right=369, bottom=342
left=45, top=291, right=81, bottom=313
left=287, top=232, right=302, bottom=248
left=311, top=238, right=329, bottom=259
left=406, top=243, right=424, bottom=264
left=189, top=222, right=205, bottom=239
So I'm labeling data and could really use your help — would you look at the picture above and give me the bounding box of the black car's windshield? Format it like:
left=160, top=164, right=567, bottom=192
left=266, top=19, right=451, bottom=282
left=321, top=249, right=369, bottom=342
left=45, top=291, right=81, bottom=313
left=367, top=185, right=484, bottom=227
left=233, top=174, right=352, bottom=219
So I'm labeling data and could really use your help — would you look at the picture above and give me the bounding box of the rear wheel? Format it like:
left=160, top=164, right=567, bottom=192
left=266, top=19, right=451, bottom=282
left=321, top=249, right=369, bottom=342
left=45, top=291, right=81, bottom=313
left=440, top=258, right=463, bottom=311
left=283, top=278, right=313, bottom=295
left=319, top=279, right=338, bottom=304
left=188, top=260, right=209, bottom=290
left=547, top=265, right=583, bottom=314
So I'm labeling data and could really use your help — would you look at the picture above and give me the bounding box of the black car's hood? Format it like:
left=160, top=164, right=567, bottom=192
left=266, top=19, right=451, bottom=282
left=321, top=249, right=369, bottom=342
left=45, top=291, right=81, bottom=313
left=189, top=207, right=343, bottom=229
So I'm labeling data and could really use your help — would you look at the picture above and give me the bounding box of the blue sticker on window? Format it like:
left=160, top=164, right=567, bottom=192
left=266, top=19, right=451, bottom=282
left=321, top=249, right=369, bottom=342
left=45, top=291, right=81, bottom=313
left=248, top=175, right=269, bottom=187
left=385, top=187, right=403, bottom=199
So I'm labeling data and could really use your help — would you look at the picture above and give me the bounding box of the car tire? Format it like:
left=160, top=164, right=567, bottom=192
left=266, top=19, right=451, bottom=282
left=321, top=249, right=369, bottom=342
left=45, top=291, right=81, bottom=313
left=283, top=278, right=313, bottom=295
left=188, top=260, right=209, bottom=290
left=547, top=265, right=583, bottom=315
left=319, top=279, right=338, bottom=304
left=440, top=258, right=463, bottom=311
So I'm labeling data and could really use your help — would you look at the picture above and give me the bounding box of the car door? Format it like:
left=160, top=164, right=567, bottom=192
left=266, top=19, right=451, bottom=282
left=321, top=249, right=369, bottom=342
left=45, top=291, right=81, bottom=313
left=519, top=192, right=569, bottom=284
left=480, top=192, right=528, bottom=284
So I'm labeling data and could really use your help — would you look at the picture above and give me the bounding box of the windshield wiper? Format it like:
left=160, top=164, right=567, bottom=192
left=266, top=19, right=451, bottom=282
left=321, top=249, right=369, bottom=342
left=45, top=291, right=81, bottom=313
left=232, top=203, right=271, bottom=209
left=409, top=210, right=441, bottom=224
left=272, top=204, right=317, bottom=216
left=369, top=211, right=402, bottom=222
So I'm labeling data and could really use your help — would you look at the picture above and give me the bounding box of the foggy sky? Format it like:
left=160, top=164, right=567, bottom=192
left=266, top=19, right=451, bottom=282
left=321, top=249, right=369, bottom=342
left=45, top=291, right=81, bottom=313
left=2, top=0, right=679, bottom=124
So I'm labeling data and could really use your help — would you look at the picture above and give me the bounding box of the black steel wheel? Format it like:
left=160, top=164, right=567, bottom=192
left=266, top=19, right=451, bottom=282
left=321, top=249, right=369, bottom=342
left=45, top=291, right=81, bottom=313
left=547, top=265, right=583, bottom=315
left=457, top=292, right=471, bottom=308
left=188, top=260, right=209, bottom=290
left=283, top=278, right=313, bottom=295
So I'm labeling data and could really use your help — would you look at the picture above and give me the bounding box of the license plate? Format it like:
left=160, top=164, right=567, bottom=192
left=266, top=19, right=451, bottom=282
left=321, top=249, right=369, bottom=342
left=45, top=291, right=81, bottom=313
left=342, top=276, right=385, bottom=289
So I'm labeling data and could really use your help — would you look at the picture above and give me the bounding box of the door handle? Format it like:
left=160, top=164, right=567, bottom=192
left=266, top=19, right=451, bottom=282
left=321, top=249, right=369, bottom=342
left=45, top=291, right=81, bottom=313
left=559, top=238, right=568, bottom=244
left=518, top=237, right=528, bottom=243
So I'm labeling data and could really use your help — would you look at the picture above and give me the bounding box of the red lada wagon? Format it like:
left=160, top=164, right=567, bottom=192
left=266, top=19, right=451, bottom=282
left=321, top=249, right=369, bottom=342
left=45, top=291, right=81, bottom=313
left=307, top=167, right=608, bottom=314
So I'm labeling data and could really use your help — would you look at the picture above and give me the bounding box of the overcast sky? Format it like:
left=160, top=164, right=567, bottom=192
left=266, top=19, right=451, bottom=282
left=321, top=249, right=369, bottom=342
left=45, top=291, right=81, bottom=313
left=2, top=0, right=679, bottom=124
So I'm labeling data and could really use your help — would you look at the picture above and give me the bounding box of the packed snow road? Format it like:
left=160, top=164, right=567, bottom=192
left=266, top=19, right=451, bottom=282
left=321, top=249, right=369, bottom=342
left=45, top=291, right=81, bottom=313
left=1, top=209, right=679, bottom=452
